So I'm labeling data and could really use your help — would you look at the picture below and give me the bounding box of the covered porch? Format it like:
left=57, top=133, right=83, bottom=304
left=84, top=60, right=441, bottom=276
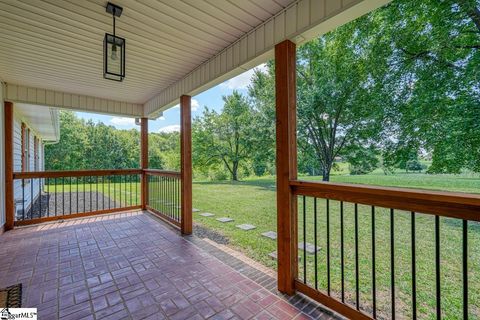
left=2, top=0, right=480, bottom=319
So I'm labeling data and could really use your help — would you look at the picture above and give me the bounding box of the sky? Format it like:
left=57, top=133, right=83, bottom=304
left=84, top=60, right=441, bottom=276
left=76, top=64, right=267, bottom=133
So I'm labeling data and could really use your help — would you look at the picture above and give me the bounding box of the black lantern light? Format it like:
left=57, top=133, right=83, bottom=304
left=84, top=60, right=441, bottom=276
left=104, top=2, right=125, bottom=81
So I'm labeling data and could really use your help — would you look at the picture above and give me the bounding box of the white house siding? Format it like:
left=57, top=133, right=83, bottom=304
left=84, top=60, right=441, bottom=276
left=13, top=114, right=45, bottom=220
left=0, top=81, right=5, bottom=228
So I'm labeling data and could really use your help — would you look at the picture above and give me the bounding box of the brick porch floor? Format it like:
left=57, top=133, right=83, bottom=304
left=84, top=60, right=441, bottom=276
left=0, top=211, right=339, bottom=319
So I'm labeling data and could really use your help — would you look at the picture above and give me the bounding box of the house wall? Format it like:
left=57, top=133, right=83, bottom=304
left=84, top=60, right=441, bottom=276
left=13, top=114, right=45, bottom=220
left=0, top=81, right=5, bottom=229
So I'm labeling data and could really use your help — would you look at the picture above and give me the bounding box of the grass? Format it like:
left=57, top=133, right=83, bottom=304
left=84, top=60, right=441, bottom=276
left=191, top=172, right=480, bottom=319
left=44, top=171, right=480, bottom=319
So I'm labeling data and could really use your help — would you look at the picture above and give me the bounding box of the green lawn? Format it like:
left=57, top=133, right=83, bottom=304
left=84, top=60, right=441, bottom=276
left=192, top=172, right=480, bottom=319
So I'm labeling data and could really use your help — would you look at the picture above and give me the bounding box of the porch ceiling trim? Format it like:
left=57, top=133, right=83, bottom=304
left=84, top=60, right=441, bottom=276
left=144, top=0, right=391, bottom=117
left=4, top=83, right=143, bottom=117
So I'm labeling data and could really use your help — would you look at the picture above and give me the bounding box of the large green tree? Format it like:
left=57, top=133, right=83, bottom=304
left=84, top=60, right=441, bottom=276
left=193, top=91, right=256, bottom=181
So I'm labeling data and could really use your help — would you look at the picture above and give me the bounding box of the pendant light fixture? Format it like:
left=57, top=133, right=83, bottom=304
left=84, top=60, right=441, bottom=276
left=104, top=2, right=125, bottom=81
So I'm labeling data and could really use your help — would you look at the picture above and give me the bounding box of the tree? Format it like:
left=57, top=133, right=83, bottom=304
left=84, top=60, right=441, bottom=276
left=193, top=91, right=255, bottom=181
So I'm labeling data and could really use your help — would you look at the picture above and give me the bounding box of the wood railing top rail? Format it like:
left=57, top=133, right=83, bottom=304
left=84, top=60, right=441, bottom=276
left=13, top=169, right=143, bottom=179
left=144, top=169, right=181, bottom=178
left=291, top=180, right=480, bottom=222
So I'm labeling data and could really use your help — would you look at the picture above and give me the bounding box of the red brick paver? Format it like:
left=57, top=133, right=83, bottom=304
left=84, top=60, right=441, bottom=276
left=0, top=211, right=329, bottom=319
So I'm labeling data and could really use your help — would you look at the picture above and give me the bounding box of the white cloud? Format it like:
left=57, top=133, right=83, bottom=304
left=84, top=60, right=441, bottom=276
left=220, top=63, right=268, bottom=90
left=158, top=124, right=180, bottom=133
left=171, top=98, right=199, bottom=111
left=159, top=116, right=165, bottom=120
left=191, top=99, right=199, bottom=111
left=110, top=117, right=136, bottom=126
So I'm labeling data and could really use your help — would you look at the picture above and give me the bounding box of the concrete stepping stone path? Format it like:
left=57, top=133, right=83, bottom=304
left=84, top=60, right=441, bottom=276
left=236, top=224, right=256, bottom=231
left=261, top=231, right=277, bottom=240
left=298, top=242, right=321, bottom=254
left=216, top=217, right=234, bottom=223
left=268, top=251, right=277, bottom=260
left=200, top=212, right=215, bottom=217
left=192, top=208, right=200, bottom=212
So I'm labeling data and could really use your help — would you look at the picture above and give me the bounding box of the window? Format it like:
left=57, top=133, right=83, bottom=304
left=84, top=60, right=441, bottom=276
left=21, top=123, right=30, bottom=172
left=34, top=137, right=39, bottom=171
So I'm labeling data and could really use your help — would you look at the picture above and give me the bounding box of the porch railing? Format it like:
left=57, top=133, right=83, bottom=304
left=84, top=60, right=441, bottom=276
left=12, top=169, right=143, bottom=226
left=144, top=169, right=182, bottom=227
left=291, top=180, right=480, bottom=320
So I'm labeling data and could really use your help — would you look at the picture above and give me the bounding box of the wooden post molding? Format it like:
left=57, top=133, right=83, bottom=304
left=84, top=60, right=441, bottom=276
left=180, top=95, right=192, bottom=235
left=140, top=117, right=148, bottom=210
left=275, top=39, right=298, bottom=295
left=5, top=101, right=14, bottom=231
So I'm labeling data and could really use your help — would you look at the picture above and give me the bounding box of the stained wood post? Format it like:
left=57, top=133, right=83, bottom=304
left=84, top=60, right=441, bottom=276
left=275, top=40, right=297, bottom=295
left=180, top=95, right=192, bottom=235
left=140, top=117, right=148, bottom=210
left=4, top=101, right=14, bottom=231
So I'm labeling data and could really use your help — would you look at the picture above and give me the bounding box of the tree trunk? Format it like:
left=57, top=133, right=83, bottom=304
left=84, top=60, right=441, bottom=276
left=232, top=161, right=239, bottom=181
left=322, top=163, right=332, bottom=181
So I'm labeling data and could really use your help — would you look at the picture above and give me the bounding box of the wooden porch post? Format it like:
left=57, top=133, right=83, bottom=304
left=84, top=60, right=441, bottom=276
left=180, top=95, right=192, bottom=235
left=140, top=117, right=148, bottom=210
left=275, top=39, right=297, bottom=295
left=4, top=101, right=14, bottom=231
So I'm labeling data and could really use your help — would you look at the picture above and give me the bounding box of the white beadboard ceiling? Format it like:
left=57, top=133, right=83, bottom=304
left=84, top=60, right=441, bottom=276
left=0, top=0, right=293, bottom=104
left=0, top=0, right=390, bottom=117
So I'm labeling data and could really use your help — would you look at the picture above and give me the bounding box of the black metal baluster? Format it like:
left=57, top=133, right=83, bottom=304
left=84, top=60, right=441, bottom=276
left=113, top=176, right=116, bottom=209
left=314, top=197, right=318, bottom=290
left=22, top=179, right=25, bottom=220
left=62, top=177, right=65, bottom=216
left=69, top=177, right=72, bottom=215
left=102, top=176, right=105, bottom=210
left=96, top=176, right=99, bottom=211
left=54, top=178, right=57, bottom=216
left=39, top=178, right=42, bottom=217
left=30, top=179, right=33, bottom=219
left=108, top=176, right=111, bottom=209
left=327, top=199, right=331, bottom=296
left=46, top=178, right=50, bottom=217
left=372, top=206, right=376, bottom=319
left=76, top=177, right=79, bottom=214
left=463, top=219, right=468, bottom=320
left=355, top=203, right=359, bottom=310
left=436, top=215, right=441, bottom=319
left=118, top=176, right=122, bottom=208
left=303, top=195, right=307, bottom=284
left=412, top=212, right=417, bottom=320
left=90, top=176, right=92, bottom=212
left=83, top=177, right=86, bottom=213
left=341, top=201, right=345, bottom=303
left=391, top=208, right=395, bottom=320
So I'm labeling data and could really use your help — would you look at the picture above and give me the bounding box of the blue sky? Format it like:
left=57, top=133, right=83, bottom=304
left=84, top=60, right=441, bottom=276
left=76, top=64, right=267, bottom=133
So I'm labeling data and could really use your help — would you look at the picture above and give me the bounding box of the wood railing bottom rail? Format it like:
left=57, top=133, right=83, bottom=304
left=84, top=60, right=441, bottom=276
left=14, top=205, right=142, bottom=226
left=146, top=206, right=181, bottom=228
left=295, top=281, right=372, bottom=320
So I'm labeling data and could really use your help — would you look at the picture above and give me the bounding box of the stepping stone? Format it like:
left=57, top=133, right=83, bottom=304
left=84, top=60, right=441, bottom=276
left=236, top=224, right=256, bottom=231
left=269, top=251, right=277, bottom=260
left=200, top=212, right=215, bottom=217
left=216, top=217, right=234, bottom=223
left=298, top=242, right=321, bottom=254
left=261, top=231, right=277, bottom=240
left=192, top=208, right=200, bottom=212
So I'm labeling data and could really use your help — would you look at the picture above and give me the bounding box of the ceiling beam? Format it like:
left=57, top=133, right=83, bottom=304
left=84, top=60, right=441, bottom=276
left=4, top=83, right=144, bottom=118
